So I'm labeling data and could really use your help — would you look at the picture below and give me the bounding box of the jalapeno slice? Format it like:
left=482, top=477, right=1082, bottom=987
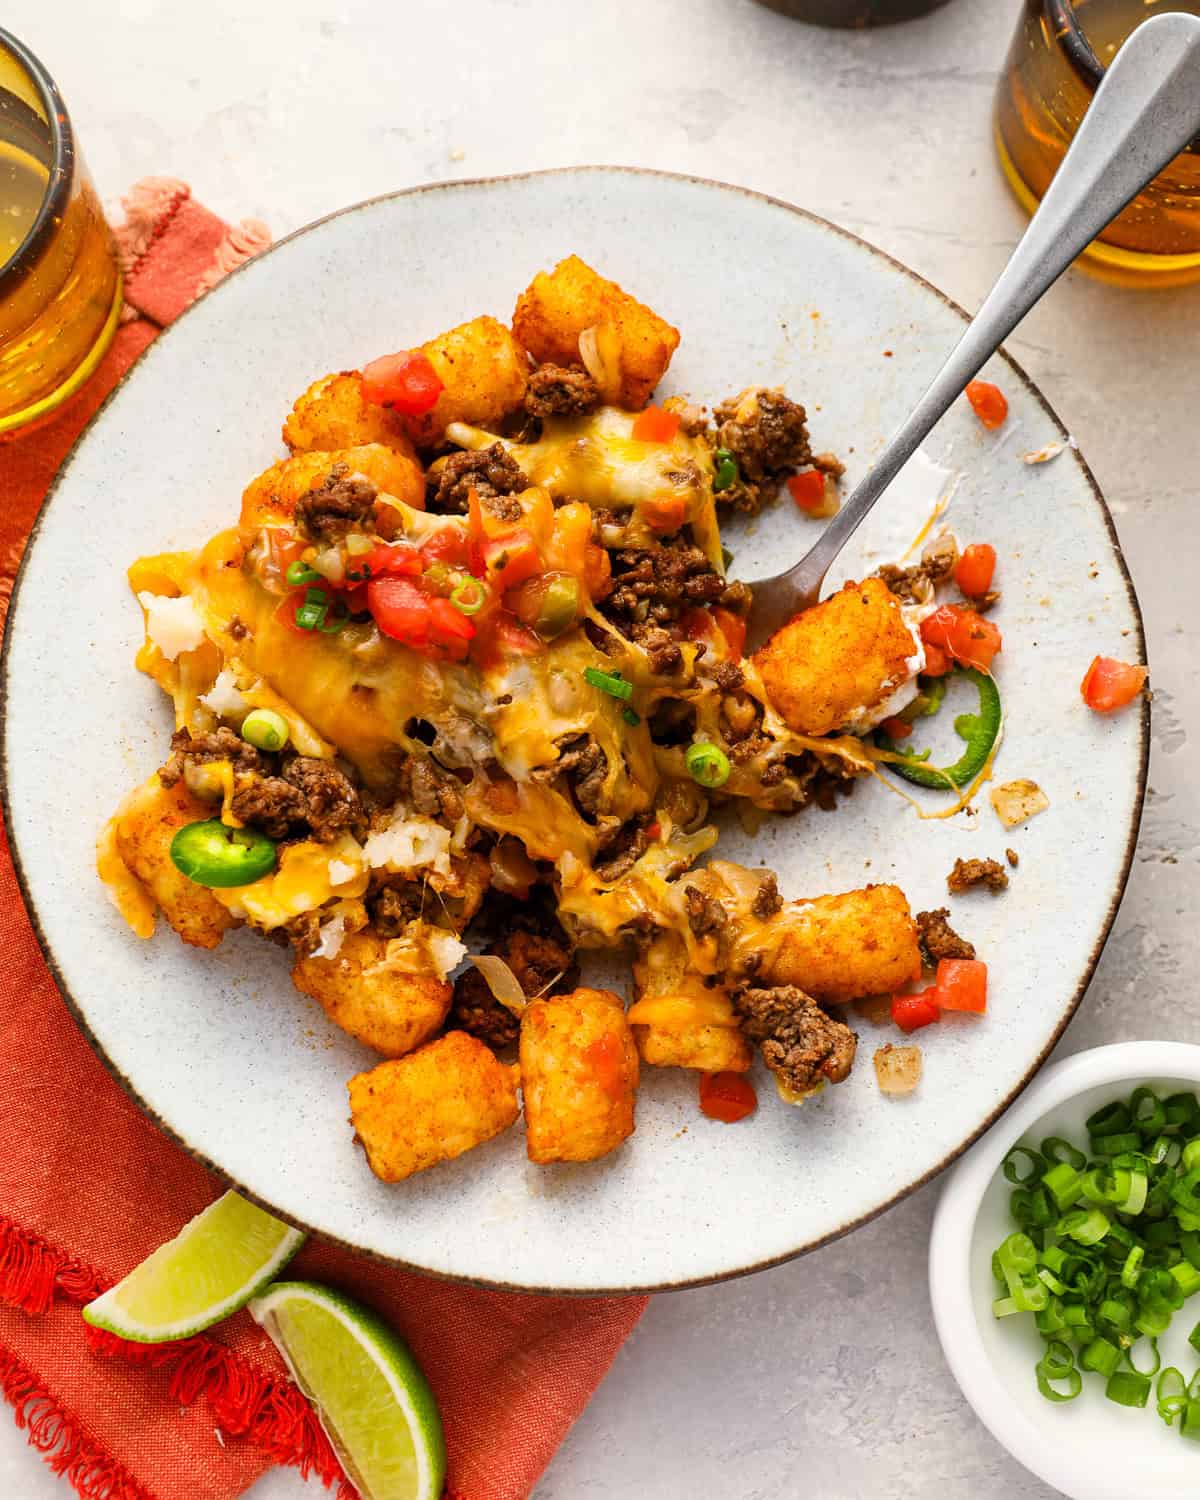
left=169, top=819, right=278, bottom=888
left=878, top=666, right=1002, bottom=790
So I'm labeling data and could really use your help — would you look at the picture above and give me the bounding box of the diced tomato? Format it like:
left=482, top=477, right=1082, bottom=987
left=480, top=530, right=541, bottom=592
left=366, top=575, right=431, bottom=648
left=641, top=493, right=688, bottom=534
left=1080, top=655, right=1147, bottom=714
left=645, top=820, right=662, bottom=840
left=965, top=379, right=1008, bottom=430
left=473, top=611, right=543, bottom=668
left=937, top=959, right=987, bottom=1014
left=787, top=469, right=827, bottom=514
left=922, top=642, right=952, bottom=677
left=699, top=1071, right=758, bottom=1123
left=955, top=542, right=997, bottom=597
left=881, top=716, right=913, bottom=740
left=419, top=526, right=473, bottom=570
left=583, top=1033, right=626, bottom=1096
left=360, top=350, right=444, bottom=416
left=631, top=405, right=681, bottom=444
left=365, top=541, right=422, bottom=579
left=544, top=500, right=591, bottom=576
left=427, top=597, right=476, bottom=661
left=892, top=989, right=940, bottom=1034
left=921, top=603, right=1002, bottom=673
left=263, top=529, right=308, bottom=591
left=711, top=607, right=747, bottom=660
left=680, top=607, right=714, bottom=643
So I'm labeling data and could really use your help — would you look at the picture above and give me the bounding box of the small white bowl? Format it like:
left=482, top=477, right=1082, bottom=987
left=931, top=1041, right=1200, bottom=1500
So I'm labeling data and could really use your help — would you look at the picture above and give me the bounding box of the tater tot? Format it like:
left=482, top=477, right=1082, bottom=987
left=513, top=255, right=680, bottom=409
left=348, top=1031, right=519, bottom=1183
left=239, top=444, right=425, bottom=542
left=402, top=315, right=529, bottom=448
left=112, top=776, right=239, bottom=950
left=629, top=933, right=753, bottom=1073
left=520, top=986, right=639, bottom=1164
left=282, top=371, right=419, bottom=457
left=731, top=884, right=922, bottom=1004
left=292, top=931, right=451, bottom=1057
left=753, top=578, right=920, bottom=737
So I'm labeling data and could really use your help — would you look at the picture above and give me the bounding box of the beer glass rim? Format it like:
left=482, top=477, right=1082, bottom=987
left=0, top=26, right=75, bottom=289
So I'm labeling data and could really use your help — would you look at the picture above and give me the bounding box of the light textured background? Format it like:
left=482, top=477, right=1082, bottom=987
left=3, top=0, right=1197, bottom=1495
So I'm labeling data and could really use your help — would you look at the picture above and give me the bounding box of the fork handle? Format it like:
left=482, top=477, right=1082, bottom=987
left=779, top=11, right=1200, bottom=605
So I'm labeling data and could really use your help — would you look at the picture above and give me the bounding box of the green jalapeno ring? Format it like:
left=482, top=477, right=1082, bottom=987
left=169, top=818, right=278, bottom=888
left=877, top=666, right=1002, bottom=791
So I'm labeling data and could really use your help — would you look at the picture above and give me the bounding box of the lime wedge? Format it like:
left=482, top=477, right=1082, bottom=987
left=249, top=1280, right=446, bottom=1500
left=82, top=1190, right=305, bottom=1342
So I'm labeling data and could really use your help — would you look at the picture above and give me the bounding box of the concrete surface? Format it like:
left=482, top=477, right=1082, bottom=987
left=3, top=0, right=1197, bottom=1496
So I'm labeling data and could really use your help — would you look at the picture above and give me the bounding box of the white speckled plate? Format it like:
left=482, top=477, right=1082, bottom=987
left=0, top=169, right=1147, bottom=1292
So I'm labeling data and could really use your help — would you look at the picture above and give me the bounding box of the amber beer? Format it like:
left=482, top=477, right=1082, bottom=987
left=0, top=27, right=120, bottom=434
left=995, top=0, right=1200, bottom=286
left=755, top=0, right=953, bottom=21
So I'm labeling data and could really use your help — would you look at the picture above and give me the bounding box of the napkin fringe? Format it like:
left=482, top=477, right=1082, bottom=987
left=0, top=1344, right=154, bottom=1500
left=0, top=1216, right=108, bottom=1316
left=85, top=1327, right=356, bottom=1498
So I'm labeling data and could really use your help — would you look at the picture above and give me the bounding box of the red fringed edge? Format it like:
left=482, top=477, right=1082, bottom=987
left=85, top=1327, right=356, bottom=1500
left=0, top=1344, right=154, bottom=1500
left=0, top=1217, right=109, bottom=1314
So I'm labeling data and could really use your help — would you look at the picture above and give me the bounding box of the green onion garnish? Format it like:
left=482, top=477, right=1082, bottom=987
left=992, top=1083, right=1200, bottom=1428
left=286, top=559, right=322, bottom=587
left=684, top=741, right=732, bottom=790
left=583, top=667, right=634, bottom=702
left=622, top=707, right=641, bottom=726
left=241, top=708, right=289, bottom=752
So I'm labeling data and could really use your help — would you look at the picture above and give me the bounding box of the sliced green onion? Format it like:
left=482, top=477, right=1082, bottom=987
left=449, top=577, right=488, bottom=616
left=1121, top=1246, right=1145, bottom=1290
left=1182, top=1138, right=1200, bottom=1172
left=622, top=707, right=641, bottom=727
left=1035, top=1297, right=1066, bottom=1335
left=1042, top=1162, right=1083, bottom=1210
left=286, top=559, right=321, bottom=586
left=584, top=666, right=634, bottom=702
left=992, top=1295, right=1020, bottom=1319
left=1156, top=1366, right=1187, bottom=1426
left=1165, top=1093, right=1200, bottom=1134
left=1132, top=1087, right=1167, bottom=1138
left=1126, top=1337, right=1162, bottom=1377
left=1058, top=1208, right=1110, bottom=1245
left=1171, top=1261, right=1200, bottom=1299
left=1036, top=1342, right=1082, bottom=1403
left=317, top=598, right=349, bottom=634
left=1088, top=1101, right=1134, bottom=1136
left=1099, top=1293, right=1134, bottom=1332
left=1042, top=1136, right=1087, bottom=1171
left=1092, top=1131, right=1142, bottom=1157
left=1080, top=1337, right=1121, bottom=1379
left=1182, top=1399, right=1200, bottom=1441
left=1106, top=1370, right=1151, bottom=1408
left=684, top=740, right=732, bottom=790
left=712, top=447, right=739, bottom=493
left=295, top=602, right=326, bottom=630
left=240, top=708, right=289, bottom=752
left=1004, top=1146, right=1046, bottom=1186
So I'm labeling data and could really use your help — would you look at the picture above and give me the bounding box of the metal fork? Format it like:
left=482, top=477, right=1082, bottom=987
left=745, top=11, right=1200, bottom=652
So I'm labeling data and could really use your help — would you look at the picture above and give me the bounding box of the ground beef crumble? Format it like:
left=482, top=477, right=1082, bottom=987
left=1006, top=848, right=1020, bottom=868
left=947, top=857, right=1009, bottom=894
left=230, top=776, right=309, bottom=840
left=450, top=908, right=578, bottom=1050
left=915, top=907, right=976, bottom=965
left=600, top=539, right=744, bottom=672
left=684, top=884, right=728, bottom=939
left=524, top=363, right=600, bottom=418
left=159, top=726, right=262, bottom=787
left=427, top=444, right=526, bottom=515
left=734, top=984, right=858, bottom=1095
left=279, top=758, right=363, bottom=842
left=534, top=734, right=609, bottom=819
left=752, top=873, right=783, bottom=920
left=877, top=532, right=958, bottom=604
left=294, top=465, right=377, bottom=543
left=711, top=388, right=813, bottom=515
left=366, top=873, right=427, bottom=937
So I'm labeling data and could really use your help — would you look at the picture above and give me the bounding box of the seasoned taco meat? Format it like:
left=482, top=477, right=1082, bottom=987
left=734, top=984, right=858, bottom=1095
left=946, top=857, right=1009, bottom=895
left=428, top=443, right=526, bottom=515
left=915, top=907, right=976, bottom=965
left=524, top=363, right=600, bottom=418
left=294, top=465, right=377, bottom=543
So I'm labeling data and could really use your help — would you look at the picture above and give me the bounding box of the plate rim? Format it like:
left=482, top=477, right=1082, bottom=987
left=0, top=165, right=1151, bottom=1294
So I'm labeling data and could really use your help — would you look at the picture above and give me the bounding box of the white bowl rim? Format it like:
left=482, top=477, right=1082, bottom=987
left=930, top=1040, right=1200, bottom=1500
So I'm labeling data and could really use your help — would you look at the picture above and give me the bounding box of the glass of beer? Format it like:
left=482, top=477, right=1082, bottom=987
left=0, top=26, right=121, bottom=435
left=995, top=1, right=1200, bottom=287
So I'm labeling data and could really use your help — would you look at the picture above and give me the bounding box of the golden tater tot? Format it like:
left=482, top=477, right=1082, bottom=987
left=112, top=776, right=238, bottom=950
left=520, top=986, right=639, bottom=1164
left=402, top=315, right=529, bottom=448
left=282, top=371, right=419, bottom=457
left=292, top=931, right=451, bottom=1057
left=731, top=883, right=922, bottom=1003
left=629, top=933, right=752, bottom=1073
left=513, top=255, right=679, bottom=409
left=753, top=578, right=920, bottom=737
left=348, top=1031, right=519, bottom=1183
left=239, top=444, right=424, bottom=542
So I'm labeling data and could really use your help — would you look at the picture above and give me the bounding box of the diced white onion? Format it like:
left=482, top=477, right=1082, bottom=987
left=137, top=592, right=206, bottom=660
left=470, top=954, right=528, bottom=1017
left=312, top=913, right=347, bottom=961
left=199, top=668, right=248, bottom=719
left=362, top=814, right=452, bottom=876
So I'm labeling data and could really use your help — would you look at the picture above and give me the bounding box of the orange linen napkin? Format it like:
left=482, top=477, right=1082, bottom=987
left=0, top=179, right=646, bottom=1500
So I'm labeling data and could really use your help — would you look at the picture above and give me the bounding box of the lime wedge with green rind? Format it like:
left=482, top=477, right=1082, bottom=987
left=249, top=1279, right=446, bottom=1500
left=82, top=1189, right=305, bottom=1342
